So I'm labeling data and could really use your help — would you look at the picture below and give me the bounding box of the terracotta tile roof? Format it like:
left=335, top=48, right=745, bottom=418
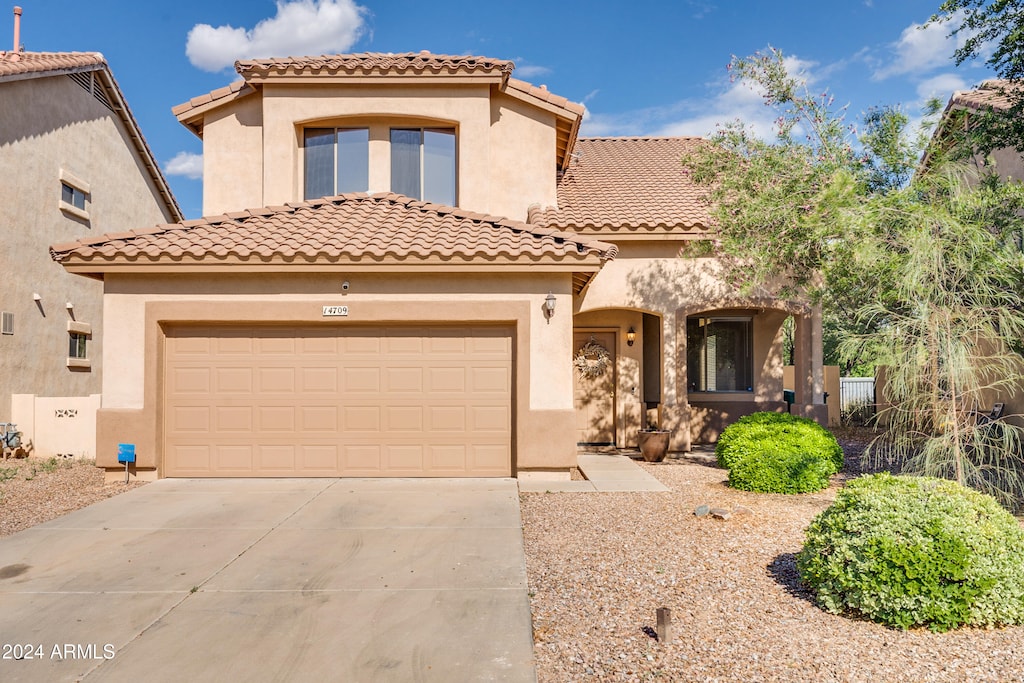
left=172, top=79, right=253, bottom=118
left=0, top=50, right=104, bottom=79
left=529, top=137, right=711, bottom=234
left=505, top=78, right=584, bottom=117
left=236, top=52, right=514, bottom=81
left=0, top=50, right=182, bottom=222
left=951, top=79, right=1022, bottom=111
left=51, top=193, right=617, bottom=267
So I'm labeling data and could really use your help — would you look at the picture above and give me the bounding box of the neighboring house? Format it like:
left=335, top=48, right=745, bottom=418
left=0, top=49, right=181, bottom=456
left=51, top=52, right=826, bottom=480
left=916, top=79, right=1024, bottom=426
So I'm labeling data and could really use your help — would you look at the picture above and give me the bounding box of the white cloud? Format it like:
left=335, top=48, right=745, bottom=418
left=186, top=0, right=368, bottom=72
left=872, top=13, right=967, bottom=80
left=580, top=54, right=827, bottom=140
left=915, top=73, right=968, bottom=101
left=165, top=152, right=204, bottom=180
left=511, top=57, right=551, bottom=79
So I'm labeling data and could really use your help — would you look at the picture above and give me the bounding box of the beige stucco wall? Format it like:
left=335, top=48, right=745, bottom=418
left=576, top=242, right=826, bottom=447
left=0, top=74, right=176, bottom=423
left=98, top=271, right=577, bottom=476
left=199, top=83, right=558, bottom=220
left=11, top=393, right=100, bottom=458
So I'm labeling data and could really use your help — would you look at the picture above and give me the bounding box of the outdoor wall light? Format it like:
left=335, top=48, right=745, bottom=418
left=544, top=292, right=557, bottom=321
left=32, top=293, right=41, bottom=302
left=626, top=326, right=636, bottom=346
left=65, top=302, right=74, bottom=310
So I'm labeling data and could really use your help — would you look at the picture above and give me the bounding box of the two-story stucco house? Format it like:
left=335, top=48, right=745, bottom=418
left=51, top=52, right=826, bottom=480
left=0, top=49, right=181, bottom=457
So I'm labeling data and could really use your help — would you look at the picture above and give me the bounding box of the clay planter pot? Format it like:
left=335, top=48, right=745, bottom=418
left=637, top=430, right=670, bottom=462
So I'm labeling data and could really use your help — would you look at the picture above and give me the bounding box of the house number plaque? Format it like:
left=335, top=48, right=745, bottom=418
left=322, top=305, right=349, bottom=317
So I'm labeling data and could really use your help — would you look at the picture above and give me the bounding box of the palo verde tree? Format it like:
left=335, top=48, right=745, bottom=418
left=684, top=47, right=1024, bottom=506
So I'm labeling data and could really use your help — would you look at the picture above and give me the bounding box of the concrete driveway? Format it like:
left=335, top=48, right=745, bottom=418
left=0, top=478, right=536, bottom=682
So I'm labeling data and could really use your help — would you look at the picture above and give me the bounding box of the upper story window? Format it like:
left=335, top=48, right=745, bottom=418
left=59, top=169, right=91, bottom=222
left=390, top=128, right=456, bottom=206
left=302, top=125, right=457, bottom=206
left=304, top=127, right=370, bottom=199
left=686, top=316, right=753, bottom=392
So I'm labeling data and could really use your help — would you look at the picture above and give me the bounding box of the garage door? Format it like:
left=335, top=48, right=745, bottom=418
left=163, top=325, right=512, bottom=477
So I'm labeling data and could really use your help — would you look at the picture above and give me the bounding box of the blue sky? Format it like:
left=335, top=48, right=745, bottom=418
left=8, top=0, right=994, bottom=219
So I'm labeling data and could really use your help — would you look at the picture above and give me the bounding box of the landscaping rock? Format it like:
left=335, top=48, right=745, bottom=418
left=733, top=506, right=753, bottom=516
left=694, top=504, right=710, bottom=517
left=710, top=507, right=731, bottom=520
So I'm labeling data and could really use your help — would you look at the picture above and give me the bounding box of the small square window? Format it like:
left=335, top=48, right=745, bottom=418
left=68, top=332, right=88, bottom=359
left=61, top=182, right=86, bottom=210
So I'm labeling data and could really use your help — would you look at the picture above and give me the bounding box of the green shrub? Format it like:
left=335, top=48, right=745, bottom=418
left=715, top=412, right=843, bottom=493
left=797, top=473, right=1024, bottom=632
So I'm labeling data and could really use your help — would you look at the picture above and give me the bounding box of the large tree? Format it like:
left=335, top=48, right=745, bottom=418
left=683, top=48, right=1024, bottom=505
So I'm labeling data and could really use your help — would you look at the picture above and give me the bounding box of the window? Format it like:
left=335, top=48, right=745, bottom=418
left=1, top=311, right=11, bottom=335
left=59, top=170, right=91, bottom=221
left=68, top=332, right=88, bottom=359
left=62, top=183, right=86, bottom=210
left=304, top=128, right=369, bottom=199
left=391, top=128, right=456, bottom=206
left=686, top=316, right=753, bottom=392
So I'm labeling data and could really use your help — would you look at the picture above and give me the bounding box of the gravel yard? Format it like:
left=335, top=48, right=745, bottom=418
left=521, top=439, right=1024, bottom=682
left=0, top=458, right=143, bottom=537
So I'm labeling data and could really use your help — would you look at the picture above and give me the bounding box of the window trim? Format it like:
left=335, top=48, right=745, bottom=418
left=59, top=169, right=91, bottom=221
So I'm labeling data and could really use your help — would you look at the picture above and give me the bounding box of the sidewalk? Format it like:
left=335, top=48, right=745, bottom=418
left=518, top=452, right=670, bottom=492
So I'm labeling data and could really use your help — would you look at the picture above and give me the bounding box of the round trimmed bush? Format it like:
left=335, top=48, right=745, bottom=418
left=715, top=412, right=843, bottom=493
left=797, top=474, right=1024, bottom=632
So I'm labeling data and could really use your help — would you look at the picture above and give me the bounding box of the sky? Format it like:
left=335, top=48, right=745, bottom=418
left=6, top=0, right=996, bottom=219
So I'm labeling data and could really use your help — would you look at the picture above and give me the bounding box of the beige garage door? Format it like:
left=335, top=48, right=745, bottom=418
left=163, top=325, right=512, bottom=477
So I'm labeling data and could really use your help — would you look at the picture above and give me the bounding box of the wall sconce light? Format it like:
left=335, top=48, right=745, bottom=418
left=32, top=293, right=41, bottom=302
left=65, top=302, right=74, bottom=310
left=626, top=326, right=636, bottom=346
left=543, top=292, right=557, bottom=322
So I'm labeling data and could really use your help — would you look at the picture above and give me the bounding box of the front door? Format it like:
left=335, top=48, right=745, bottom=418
left=573, top=331, right=616, bottom=445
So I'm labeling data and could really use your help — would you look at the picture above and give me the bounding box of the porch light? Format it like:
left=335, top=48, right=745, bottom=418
left=544, top=292, right=557, bottom=320
left=626, top=327, right=636, bottom=346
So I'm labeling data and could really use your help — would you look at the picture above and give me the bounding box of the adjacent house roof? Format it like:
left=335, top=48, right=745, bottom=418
left=51, top=193, right=617, bottom=287
left=947, top=79, right=1020, bottom=112
left=0, top=50, right=183, bottom=222
left=529, top=137, right=711, bottom=237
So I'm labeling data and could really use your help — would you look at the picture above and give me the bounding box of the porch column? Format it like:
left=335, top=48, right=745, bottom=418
left=793, top=306, right=827, bottom=424
left=657, top=311, right=691, bottom=451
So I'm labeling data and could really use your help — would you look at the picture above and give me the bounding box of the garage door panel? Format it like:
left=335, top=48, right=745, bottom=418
left=342, top=406, right=380, bottom=432
left=302, top=406, right=339, bottom=431
left=215, top=445, right=254, bottom=472
left=216, top=367, right=253, bottom=394
left=216, top=406, right=252, bottom=432
left=344, top=367, right=381, bottom=393
left=164, top=325, right=511, bottom=477
left=385, top=406, right=424, bottom=431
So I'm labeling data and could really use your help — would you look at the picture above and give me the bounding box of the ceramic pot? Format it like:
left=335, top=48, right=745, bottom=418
left=637, top=430, right=670, bottom=462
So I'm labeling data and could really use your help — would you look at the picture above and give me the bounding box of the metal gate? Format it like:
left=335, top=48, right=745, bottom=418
left=840, top=377, right=876, bottom=424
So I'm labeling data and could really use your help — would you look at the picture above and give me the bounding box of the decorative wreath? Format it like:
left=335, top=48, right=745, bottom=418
left=573, top=338, right=611, bottom=379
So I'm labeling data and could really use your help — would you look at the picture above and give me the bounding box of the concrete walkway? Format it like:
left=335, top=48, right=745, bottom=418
left=0, top=478, right=536, bottom=682
left=518, top=452, right=670, bottom=492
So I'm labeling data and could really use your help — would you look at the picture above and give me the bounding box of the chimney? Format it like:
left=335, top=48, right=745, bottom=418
left=11, top=6, right=21, bottom=60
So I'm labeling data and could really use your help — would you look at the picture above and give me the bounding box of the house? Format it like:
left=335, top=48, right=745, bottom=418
left=0, top=46, right=182, bottom=457
left=913, top=79, right=1024, bottom=426
left=51, top=52, right=826, bottom=480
